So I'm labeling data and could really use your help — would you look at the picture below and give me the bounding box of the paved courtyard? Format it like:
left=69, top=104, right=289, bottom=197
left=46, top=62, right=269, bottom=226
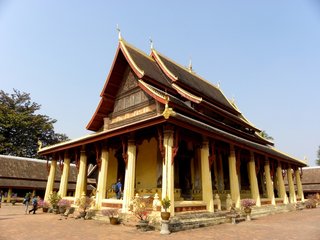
left=0, top=203, right=319, bottom=240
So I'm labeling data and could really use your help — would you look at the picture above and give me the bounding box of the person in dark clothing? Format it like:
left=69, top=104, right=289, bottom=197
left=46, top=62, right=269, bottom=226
left=29, top=196, right=38, bottom=214
left=116, top=179, right=122, bottom=200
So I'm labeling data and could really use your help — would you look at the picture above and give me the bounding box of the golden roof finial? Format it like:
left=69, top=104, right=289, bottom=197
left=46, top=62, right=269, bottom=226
left=217, top=81, right=221, bottom=89
left=149, top=37, right=154, bottom=50
left=37, top=139, right=43, bottom=151
left=231, top=96, right=235, bottom=104
left=116, top=24, right=122, bottom=41
left=188, top=57, right=192, bottom=73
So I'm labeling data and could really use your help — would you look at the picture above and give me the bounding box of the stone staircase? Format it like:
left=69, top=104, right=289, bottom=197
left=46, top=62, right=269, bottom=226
left=250, top=203, right=295, bottom=218
left=168, top=203, right=297, bottom=232
left=92, top=203, right=299, bottom=232
left=169, top=211, right=227, bottom=232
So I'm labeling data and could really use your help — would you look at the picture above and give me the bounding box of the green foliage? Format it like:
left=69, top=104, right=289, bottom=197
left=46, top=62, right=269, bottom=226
left=161, top=196, right=171, bottom=211
left=48, top=191, right=61, bottom=209
left=0, top=89, right=68, bottom=158
left=259, top=130, right=274, bottom=141
left=316, top=146, right=320, bottom=166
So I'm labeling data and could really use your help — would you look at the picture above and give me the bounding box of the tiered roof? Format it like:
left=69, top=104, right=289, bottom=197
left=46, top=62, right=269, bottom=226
left=39, top=36, right=306, bottom=167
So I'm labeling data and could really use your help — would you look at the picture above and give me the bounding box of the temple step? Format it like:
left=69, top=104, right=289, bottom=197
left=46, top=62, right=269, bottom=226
left=169, top=211, right=227, bottom=232
left=250, top=203, right=294, bottom=218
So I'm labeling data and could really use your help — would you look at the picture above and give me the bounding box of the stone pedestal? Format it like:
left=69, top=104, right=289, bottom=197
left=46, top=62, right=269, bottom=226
left=160, top=220, right=170, bottom=235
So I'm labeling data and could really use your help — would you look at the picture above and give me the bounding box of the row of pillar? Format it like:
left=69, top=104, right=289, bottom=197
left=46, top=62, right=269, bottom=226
left=44, top=130, right=304, bottom=215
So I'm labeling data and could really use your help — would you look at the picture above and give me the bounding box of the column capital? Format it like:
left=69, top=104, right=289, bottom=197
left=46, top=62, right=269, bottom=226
left=128, top=139, right=136, bottom=145
left=229, top=144, right=235, bottom=153
left=250, top=151, right=255, bottom=161
left=80, top=145, right=86, bottom=153
left=201, top=141, right=209, bottom=148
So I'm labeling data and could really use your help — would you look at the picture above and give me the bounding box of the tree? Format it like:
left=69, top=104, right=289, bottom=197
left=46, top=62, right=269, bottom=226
left=259, top=130, right=274, bottom=141
left=0, top=89, right=68, bottom=158
left=316, top=146, right=320, bottom=166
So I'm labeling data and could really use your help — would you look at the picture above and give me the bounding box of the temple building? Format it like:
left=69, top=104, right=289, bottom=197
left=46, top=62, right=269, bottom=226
left=38, top=34, right=306, bottom=216
left=0, top=155, right=78, bottom=202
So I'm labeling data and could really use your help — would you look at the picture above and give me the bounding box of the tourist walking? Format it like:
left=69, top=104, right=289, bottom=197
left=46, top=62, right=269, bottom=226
left=23, top=192, right=31, bottom=214
left=28, top=196, right=38, bottom=214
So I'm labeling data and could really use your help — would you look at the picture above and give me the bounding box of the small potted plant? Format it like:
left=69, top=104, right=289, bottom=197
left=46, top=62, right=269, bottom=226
left=101, top=208, right=120, bottom=225
left=38, top=199, right=50, bottom=212
left=75, top=195, right=93, bottom=218
left=57, top=199, right=71, bottom=214
left=241, top=198, right=256, bottom=221
left=48, top=191, right=61, bottom=213
left=161, top=196, right=171, bottom=220
left=131, top=196, right=151, bottom=231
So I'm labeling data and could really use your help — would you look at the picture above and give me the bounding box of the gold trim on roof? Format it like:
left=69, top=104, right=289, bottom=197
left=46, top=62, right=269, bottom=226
left=138, top=80, right=167, bottom=102
left=229, top=99, right=260, bottom=130
left=119, top=40, right=145, bottom=78
left=152, top=49, right=178, bottom=81
left=172, top=83, right=202, bottom=104
left=271, top=147, right=306, bottom=166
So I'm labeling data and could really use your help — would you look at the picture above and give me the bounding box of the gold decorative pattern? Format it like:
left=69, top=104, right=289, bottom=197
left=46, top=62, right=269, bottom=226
left=120, top=41, right=145, bottom=78
left=152, top=49, right=178, bottom=81
left=172, top=83, right=202, bottom=103
left=162, top=95, right=176, bottom=119
left=138, top=80, right=167, bottom=103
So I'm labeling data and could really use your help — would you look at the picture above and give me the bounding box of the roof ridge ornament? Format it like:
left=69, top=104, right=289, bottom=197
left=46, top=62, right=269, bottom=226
left=37, top=139, right=42, bottom=151
left=162, top=94, right=176, bottom=119
left=149, top=37, right=154, bottom=50
left=116, top=24, right=122, bottom=41
left=188, top=58, right=192, bottom=73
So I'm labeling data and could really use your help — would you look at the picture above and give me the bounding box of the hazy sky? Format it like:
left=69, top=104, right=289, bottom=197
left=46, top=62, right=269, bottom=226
left=1, top=1, right=319, bottom=166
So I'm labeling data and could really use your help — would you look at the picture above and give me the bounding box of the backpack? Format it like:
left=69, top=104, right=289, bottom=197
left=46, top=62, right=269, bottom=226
left=112, top=183, right=119, bottom=193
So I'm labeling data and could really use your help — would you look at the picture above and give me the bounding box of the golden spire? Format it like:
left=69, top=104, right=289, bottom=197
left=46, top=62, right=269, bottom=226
left=37, top=139, right=43, bottom=151
left=188, top=58, right=192, bottom=73
left=149, top=37, right=154, bottom=50
left=231, top=96, right=235, bottom=104
left=116, top=24, right=122, bottom=41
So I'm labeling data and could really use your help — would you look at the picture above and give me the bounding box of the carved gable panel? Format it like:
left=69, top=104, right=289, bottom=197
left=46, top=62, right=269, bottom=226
left=118, top=70, right=138, bottom=94
left=112, top=69, right=152, bottom=115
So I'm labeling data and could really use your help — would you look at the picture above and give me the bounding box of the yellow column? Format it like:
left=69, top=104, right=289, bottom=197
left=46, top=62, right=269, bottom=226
left=75, top=146, right=87, bottom=200
left=276, top=164, right=288, bottom=204
left=264, top=160, right=275, bottom=205
left=122, top=139, right=136, bottom=213
left=228, top=145, right=240, bottom=208
left=248, top=152, right=261, bottom=206
left=58, top=153, right=70, bottom=198
left=201, top=140, right=214, bottom=212
left=96, top=146, right=109, bottom=209
left=287, top=167, right=297, bottom=203
left=295, top=168, right=304, bottom=202
left=6, top=188, right=12, bottom=203
left=44, top=159, right=57, bottom=201
left=161, top=129, right=175, bottom=216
